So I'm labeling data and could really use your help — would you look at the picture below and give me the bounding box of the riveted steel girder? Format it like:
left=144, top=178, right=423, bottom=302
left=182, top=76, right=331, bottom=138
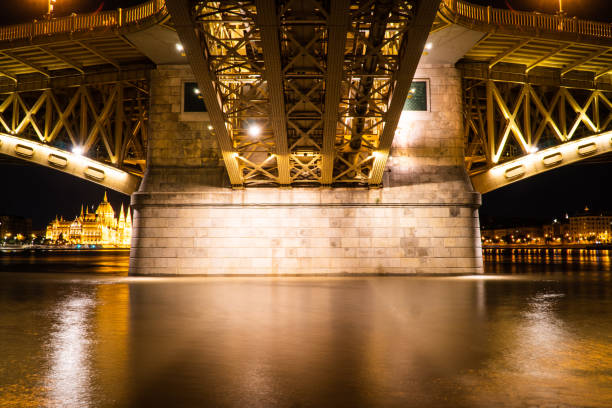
left=0, top=80, right=149, bottom=192
left=255, top=0, right=291, bottom=186
left=320, top=0, right=350, bottom=186
left=190, top=0, right=417, bottom=187
left=166, top=0, right=243, bottom=187
left=463, top=78, right=612, bottom=176
left=369, top=0, right=440, bottom=186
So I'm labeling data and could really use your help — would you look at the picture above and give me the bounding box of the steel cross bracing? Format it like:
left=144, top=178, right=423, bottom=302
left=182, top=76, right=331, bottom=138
left=189, top=0, right=419, bottom=187
left=0, top=81, right=148, bottom=177
left=463, top=79, right=612, bottom=175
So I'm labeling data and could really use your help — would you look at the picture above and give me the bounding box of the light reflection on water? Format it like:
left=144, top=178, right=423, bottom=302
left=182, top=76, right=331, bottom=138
left=0, top=251, right=611, bottom=407
left=484, top=247, right=612, bottom=275
left=46, top=295, right=94, bottom=407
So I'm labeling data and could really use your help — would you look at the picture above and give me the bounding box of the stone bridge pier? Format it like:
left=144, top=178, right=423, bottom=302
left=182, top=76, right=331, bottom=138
left=129, top=64, right=482, bottom=275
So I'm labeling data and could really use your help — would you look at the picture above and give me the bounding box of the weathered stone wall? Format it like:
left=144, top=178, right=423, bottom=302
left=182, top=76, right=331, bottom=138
left=142, top=65, right=227, bottom=192
left=388, top=65, right=472, bottom=193
left=130, top=189, right=480, bottom=275
left=130, top=64, right=482, bottom=275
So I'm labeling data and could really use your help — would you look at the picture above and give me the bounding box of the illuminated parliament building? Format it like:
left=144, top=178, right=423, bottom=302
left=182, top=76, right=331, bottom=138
left=45, top=192, right=132, bottom=247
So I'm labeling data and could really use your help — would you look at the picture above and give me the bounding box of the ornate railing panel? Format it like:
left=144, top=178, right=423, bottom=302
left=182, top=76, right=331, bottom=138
left=0, top=0, right=166, bottom=42
left=442, top=0, right=612, bottom=39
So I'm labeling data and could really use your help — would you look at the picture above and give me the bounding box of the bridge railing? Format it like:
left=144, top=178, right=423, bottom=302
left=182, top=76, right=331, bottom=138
left=0, top=0, right=166, bottom=42
left=442, top=0, right=612, bottom=39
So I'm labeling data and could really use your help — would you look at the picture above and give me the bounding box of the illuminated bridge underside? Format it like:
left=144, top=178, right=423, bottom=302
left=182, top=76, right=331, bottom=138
left=168, top=0, right=439, bottom=187
left=0, top=132, right=139, bottom=194
left=2, top=0, right=612, bottom=194
left=434, top=1, right=612, bottom=190
left=471, top=131, right=612, bottom=193
left=0, top=0, right=170, bottom=192
left=0, top=78, right=149, bottom=192
left=462, top=79, right=612, bottom=175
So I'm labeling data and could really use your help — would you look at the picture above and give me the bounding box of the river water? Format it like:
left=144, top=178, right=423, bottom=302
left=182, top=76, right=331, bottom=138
left=1, top=250, right=611, bottom=407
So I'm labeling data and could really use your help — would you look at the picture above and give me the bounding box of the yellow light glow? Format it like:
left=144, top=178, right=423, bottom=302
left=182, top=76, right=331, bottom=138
left=248, top=124, right=261, bottom=137
left=0, top=133, right=137, bottom=194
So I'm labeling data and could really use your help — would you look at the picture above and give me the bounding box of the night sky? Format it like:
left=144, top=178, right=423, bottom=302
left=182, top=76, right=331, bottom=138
left=1, top=162, right=130, bottom=229
left=1, top=0, right=611, bottom=229
left=479, top=156, right=612, bottom=227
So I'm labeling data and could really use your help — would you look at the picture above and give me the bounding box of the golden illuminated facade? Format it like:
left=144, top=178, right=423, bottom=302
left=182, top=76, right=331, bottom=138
left=45, top=192, right=132, bottom=247
left=569, top=208, right=612, bottom=243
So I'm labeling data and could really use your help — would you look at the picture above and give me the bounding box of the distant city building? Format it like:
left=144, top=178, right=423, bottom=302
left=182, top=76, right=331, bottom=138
left=482, top=206, right=612, bottom=245
left=45, top=192, right=132, bottom=247
left=0, top=215, right=32, bottom=240
left=543, top=221, right=570, bottom=241
left=481, top=226, right=543, bottom=243
left=569, top=207, right=612, bottom=243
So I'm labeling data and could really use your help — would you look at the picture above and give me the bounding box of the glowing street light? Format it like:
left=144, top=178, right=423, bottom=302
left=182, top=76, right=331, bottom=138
left=248, top=123, right=261, bottom=137
left=47, top=0, right=57, bottom=19
left=72, top=146, right=83, bottom=156
left=555, top=0, right=568, bottom=17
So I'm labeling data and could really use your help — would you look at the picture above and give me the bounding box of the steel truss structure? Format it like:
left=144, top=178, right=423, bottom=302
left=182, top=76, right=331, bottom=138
left=463, top=78, right=612, bottom=175
left=0, top=80, right=149, bottom=176
left=171, top=0, right=433, bottom=187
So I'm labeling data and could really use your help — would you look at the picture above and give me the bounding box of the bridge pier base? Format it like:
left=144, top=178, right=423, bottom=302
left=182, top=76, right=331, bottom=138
left=128, top=64, right=483, bottom=275
left=129, top=186, right=482, bottom=275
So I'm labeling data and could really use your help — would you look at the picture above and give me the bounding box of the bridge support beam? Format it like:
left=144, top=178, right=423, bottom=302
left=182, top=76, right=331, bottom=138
left=129, top=65, right=482, bottom=275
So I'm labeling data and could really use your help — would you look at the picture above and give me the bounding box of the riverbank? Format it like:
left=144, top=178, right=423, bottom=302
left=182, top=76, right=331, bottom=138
left=483, top=244, right=612, bottom=250
left=0, top=245, right=130, bottom=253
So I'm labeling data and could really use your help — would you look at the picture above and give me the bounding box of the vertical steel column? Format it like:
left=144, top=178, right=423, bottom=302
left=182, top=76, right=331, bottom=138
left=368, top=0, right=441, bottom=186
left=44, top=90, right=52, bottom=141
left=255, top=0, right=291, bottom=186
left=560, top=89, right=567, bottom=139
left=321, top=0, right=350, bottom=186
left=114, top=82, right=124, bottom=164
left=486, top=80, right=495, bottom=164
left=594, top=91, right=600, bottom=131
left=166, top=0, right=243, bottom=187
left=80, top=88, right=87, bottom=150
left=524, top=84, right=531, bottom=147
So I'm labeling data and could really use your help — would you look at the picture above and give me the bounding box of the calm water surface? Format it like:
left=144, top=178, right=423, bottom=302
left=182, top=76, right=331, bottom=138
left=1, top=249, right=611, bottom=407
